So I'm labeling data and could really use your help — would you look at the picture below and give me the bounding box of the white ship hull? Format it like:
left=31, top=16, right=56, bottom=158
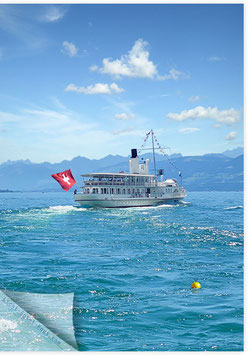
left=74, top=194, right=185, bottom=208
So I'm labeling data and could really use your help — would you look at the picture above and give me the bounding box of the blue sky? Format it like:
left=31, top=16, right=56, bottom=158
left=0, top=3, right=243, bottom=163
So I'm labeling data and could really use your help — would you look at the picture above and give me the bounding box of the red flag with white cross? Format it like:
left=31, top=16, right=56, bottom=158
left=51, top=169, right=76, bottom=191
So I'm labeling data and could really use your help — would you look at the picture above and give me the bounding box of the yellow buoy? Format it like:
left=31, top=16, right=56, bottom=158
left=191, top=281, right=201, bottom=289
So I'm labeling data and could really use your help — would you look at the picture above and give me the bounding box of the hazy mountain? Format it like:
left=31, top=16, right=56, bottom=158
left=222, top=146, right=244, bottom=158
left=0, top=149, right=243, bottom=192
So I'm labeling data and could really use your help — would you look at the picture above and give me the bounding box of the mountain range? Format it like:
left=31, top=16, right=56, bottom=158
left=0, top=147, right=243, bottom=192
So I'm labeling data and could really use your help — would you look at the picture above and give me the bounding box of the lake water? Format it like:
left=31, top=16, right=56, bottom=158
left=0, top=191, right=243, bottom=351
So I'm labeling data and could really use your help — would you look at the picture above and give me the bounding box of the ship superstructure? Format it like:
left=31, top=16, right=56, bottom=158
left=74, top=134, right=186, bottom=208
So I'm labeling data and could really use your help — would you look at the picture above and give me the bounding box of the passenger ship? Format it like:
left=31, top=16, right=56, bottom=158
left=74, top=133, right=186, bottom=208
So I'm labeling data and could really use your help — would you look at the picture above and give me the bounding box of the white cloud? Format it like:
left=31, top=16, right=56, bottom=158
left=40, top=6, right=66, bottom=22
left=65, top=83, right=124, bottom=95
left=225, top=131, right=237, bottom=141
left=0, top=105, right=112, bottom=163
left=179, top=127, right=200, bottom=134
left=0, top=101, right=146, bottom=163
left=157, top=69, right=184, bottom=81
left=91, top=38, right=184, bottom=80
left=189, top=95, right=199, bottom=103
left=167, top=106, right=241, bottom=126
left=0, top=107, right=95, bottom=138
left=115, top=113, right=135, bottom=120
left=61, top=41, right=78, bottom=57
left=90, top=64, right=98, bottom=72
left=208, top=56, right=225, bottom=62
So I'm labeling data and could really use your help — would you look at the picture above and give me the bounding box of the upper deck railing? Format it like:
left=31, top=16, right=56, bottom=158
left=83, top=180, right=157, bottom=187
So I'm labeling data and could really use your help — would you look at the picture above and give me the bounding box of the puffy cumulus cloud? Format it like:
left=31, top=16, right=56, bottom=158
left=167, top=106, right=241, bottom=126
left=61, top=41, right=78, bottom=57
left=189, top=95, right=199, bottom=103
left=65, top=82, right=124, bottom=95
left=91, top=39, right=184, bottom=80
left=115, top=112, right=135, bottom=120
left=225, top=131, right=237, bottom=141
left=179, top=127, right=200, bottom=134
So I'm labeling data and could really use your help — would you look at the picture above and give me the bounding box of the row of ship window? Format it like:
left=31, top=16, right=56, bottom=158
left=88, top=177, right=156, bottom=183
left=83, top=188, right=176, bottom=194
left=85, top=188, right=142, bottom=194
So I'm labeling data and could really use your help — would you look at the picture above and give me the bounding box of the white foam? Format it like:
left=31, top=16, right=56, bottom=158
left=46, top=205, right=87, bottom=214
left=180, top=201, right=191, bottom=205
left=0, top=319, right=18, bottom=333
left=224, top=206, right=243, bottom=210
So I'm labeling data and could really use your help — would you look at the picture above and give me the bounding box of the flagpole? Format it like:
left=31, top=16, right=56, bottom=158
left=151, top=130, right=157, bottom=176
left=179, top=170, right=182, bottom=186
left=70, top=166, right=80, bottom=193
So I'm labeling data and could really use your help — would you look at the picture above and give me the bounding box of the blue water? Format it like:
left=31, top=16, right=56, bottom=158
left=0, top=191, right=243, bottom=351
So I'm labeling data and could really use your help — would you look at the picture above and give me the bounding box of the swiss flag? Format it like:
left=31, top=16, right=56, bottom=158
left=51, top=169, right=76, bottom=191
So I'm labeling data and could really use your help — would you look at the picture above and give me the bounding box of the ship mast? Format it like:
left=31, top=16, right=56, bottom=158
left=151, top=129, right=157, bottom=176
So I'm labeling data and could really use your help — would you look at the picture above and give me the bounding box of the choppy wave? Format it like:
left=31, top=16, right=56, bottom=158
left=0, top=191, right=244, bottom=351
left=224, top=206, right=243, bottom=210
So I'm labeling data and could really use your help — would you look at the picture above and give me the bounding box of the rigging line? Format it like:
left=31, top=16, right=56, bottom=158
left=151, top=133, right=181, bottom=173
left=151, top=129, right=157, bottom=176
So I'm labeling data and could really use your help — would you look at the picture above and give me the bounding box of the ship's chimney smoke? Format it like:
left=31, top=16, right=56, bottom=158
left=131, top=149, right=137, bottom=158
